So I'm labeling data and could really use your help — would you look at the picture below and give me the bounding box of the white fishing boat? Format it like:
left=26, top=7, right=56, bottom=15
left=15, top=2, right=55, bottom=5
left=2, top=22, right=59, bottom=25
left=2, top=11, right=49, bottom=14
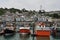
left=19, top=27, right=30, bottom=35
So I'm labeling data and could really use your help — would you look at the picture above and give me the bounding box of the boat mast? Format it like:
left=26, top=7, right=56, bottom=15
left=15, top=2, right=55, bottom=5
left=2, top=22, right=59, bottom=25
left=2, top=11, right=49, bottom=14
left=40, top=5, right=42, bottom=11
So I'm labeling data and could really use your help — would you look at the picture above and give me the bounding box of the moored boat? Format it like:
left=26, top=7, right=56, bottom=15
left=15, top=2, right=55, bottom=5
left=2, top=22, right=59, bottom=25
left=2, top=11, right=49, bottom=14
left=0, top=30, right=4, bottom=35
left=51, top=22, right=60, bottom=37
left=19, top=27, right=30, bottom=35
left=4, top=23, right=15, bottom=36
left=0, top=22, right=4, bottom=35
left=35, top=22, right=51, bottom=37
left=52, top=27, right=60, bottom=37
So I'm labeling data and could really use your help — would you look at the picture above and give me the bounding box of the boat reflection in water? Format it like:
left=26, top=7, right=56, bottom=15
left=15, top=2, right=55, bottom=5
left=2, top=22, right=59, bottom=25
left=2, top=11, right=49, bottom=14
left=4, top=34, right=15, bottom=38
left=36, top=36, right=50, bottom=40
left=19, top=34, right=30, bottom=40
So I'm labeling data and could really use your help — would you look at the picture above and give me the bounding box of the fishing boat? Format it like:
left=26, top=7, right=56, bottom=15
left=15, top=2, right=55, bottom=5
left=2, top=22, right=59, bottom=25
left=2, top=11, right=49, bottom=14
left=0, top=30, right=4, bottom=35
left=4, top=23, right=15, bottom=36
left=52, top=27, right=60, bottom=37
left=19, top=24, right=31, bottom=35
left=51, top=22, right=60, bottom=37
left=0, top=22, right=4, bottom=35
left=55, top=27, right=60, bottom=37
left=35, top=22, right=51, bottom=37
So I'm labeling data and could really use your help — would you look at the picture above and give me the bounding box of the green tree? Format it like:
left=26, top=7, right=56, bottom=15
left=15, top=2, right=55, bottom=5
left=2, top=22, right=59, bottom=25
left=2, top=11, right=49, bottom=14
left=0, top=8, right=5, bottom=15
left=9, top=8, right=16, bottom=13
left=49, top=13, right=60, bottom=18
left=21, top=8, right=28, bottom=12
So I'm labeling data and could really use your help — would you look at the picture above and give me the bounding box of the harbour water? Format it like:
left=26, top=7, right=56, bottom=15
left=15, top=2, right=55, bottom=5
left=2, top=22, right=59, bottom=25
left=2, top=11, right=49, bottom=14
left=0, top=33, right=60, bottom=40
left=0, top=21, right=60, bottom=40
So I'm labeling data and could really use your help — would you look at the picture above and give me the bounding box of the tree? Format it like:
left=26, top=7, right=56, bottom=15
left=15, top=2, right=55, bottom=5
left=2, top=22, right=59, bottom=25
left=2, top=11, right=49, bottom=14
left=52, top=13, right=58, bottom=18
left=9, top=8, right=16, bottom=13
left=22, top=8, right=28, bottom=12
left=4, top=8, right=8, bottom=10
left=49, top=13, right=60, bottom=18
left=0, top=8, right=6, bottom=15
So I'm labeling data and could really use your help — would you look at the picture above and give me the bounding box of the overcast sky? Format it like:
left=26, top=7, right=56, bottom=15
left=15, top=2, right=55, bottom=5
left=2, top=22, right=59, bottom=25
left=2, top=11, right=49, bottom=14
left=0, top=0, right=60, bottom=11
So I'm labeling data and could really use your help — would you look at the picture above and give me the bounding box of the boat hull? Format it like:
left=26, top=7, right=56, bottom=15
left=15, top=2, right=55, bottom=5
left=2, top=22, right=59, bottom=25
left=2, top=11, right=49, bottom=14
left=0, top=33, right=4, bottom=35
left=19, top=29, right=30, bottom=35
left=35, top=30, right=50, bottom=37
left=4, top=29, right=15, bottom=36
left=52, top=30, right=60, bottom=37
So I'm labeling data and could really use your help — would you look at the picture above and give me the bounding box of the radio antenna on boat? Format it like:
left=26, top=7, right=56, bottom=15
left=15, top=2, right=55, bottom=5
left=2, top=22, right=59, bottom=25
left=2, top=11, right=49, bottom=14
left=40, top=5, right=42, bottom=10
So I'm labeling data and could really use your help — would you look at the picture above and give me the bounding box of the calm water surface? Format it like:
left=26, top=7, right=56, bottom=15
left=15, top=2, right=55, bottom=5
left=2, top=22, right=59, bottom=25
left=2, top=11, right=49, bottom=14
left=0, top=25, right=60, bottom=40
left=0, top=33, right=60, bottom=40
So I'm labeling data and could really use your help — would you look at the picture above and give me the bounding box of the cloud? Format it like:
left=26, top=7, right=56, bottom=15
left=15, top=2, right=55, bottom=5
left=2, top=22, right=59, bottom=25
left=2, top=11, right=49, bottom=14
left=0, top=0, right=60, bottom=11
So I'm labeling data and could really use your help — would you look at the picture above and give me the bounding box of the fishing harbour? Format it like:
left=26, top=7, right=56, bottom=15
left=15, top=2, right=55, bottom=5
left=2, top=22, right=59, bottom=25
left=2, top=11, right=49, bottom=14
left=0, top=21, right=60, bottom=40
left=0, top=10, right=60, bottom=40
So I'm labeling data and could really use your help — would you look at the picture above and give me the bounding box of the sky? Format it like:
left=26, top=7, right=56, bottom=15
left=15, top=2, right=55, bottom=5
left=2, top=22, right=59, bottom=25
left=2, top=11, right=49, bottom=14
left=0, top=0, right=60, bottom=11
